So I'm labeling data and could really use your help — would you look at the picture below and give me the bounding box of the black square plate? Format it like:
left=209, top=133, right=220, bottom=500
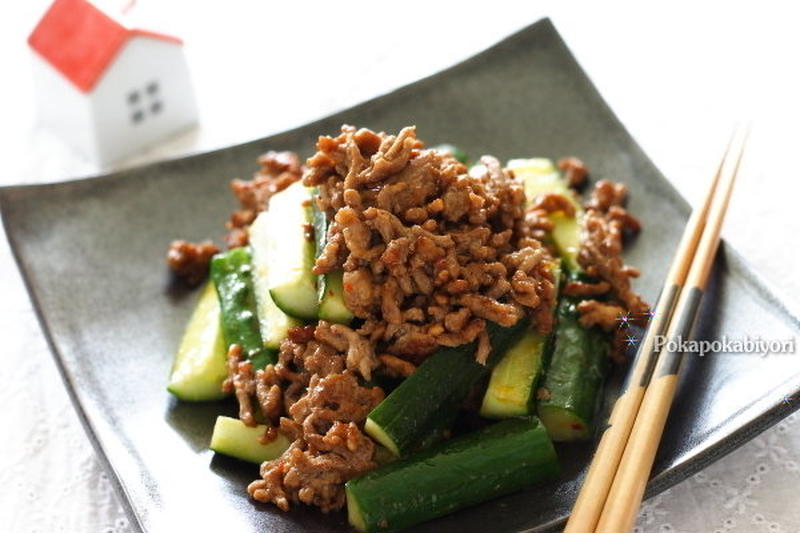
left=3, top=18, right=799, bottom=533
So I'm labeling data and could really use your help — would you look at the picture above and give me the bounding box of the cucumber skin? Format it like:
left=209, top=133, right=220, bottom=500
left=537, top=296, right=609, bottom=441
left=210, top=248, right=276, bottom=370
left=346, top=417, right=559, bottom=533
left=311, top=189, right=353, bottom=324
left=366, top=318, right=528, bottom=457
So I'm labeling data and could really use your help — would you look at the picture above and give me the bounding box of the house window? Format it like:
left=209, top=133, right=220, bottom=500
left=145, top=80, right=163, bottom=116
left=126, top=81, right=163, bottom=125
left=132, top=110, right=145, bottom=123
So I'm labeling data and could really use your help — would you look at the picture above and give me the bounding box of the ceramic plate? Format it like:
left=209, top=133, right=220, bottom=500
left=3, top=18, right=799, bottom=533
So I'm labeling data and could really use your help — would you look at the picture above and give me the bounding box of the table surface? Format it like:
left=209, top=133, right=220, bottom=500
left=2, top=2, right=799, bottom=532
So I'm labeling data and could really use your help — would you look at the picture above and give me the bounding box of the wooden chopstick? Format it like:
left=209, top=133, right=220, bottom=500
left=563, top=129, right=739, bottom=533
left=594, top=124, right=749, bottom=533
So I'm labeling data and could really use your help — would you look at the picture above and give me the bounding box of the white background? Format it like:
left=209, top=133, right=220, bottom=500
left=1, top=1, right=799, bottom=532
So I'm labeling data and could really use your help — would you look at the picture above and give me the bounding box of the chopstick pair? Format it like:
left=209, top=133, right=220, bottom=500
left=565, top=125, right=750, bottom=533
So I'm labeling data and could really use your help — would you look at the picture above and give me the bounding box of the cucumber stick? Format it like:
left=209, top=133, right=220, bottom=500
left=263, top=181, right=319, bottom=320
left=346, top=417, right=559, bottom=533
left=319, top=270, right=352, bottom=323
left=167, top=282, right=229, bottom=401
left=480, top=261, right=561, bottom=419
left=210, top=247, right=275, bottom=370
left=509, top=158, right=583, bottom=271
left=250, top=211, right=301, bottom=348
left=209, top=416, right=290, bottom=464
left=311, top=191, right=353, bottom=324
left=365, top=319, right=528, bottom=457
left=537, top=296, right=609, bottom=441
left=479, top=330, right=549, bottom=418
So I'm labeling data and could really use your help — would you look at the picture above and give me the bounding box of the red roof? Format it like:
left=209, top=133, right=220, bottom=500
left=28, top=0, right=182, bottom=93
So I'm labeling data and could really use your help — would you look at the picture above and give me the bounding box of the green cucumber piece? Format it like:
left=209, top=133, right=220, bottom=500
left=550, top=212, right=582, bottom=271
left=209, top=416, right=290, bottom=464
left=264, top=181, right=319, bottom=320
left=210, top=247, right=275, bottom=369
left=249, top=210, right=302, bottom=349
left=412, top=405, right=460, bottom=452
left=510, top=158, right=583, bottom=271
left=365, top=319, right=528, bottom=457
left=537, top=297, right=609, bottom=441
left=311, top=191, right=353, bottom=324
left=346, top=417, right=559, bottom=533
left=318, top=269, right=353, bottom=323
left=479, top=330, right=549, bottom=418
left=167, top=282, right=229, bottom=401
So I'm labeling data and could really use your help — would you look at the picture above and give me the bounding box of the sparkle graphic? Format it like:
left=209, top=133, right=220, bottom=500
left=645, top=309, right=656, bottom=321
left=616, top=313, right=632, bottom=328
left=624, top=335, right=639, bottom=347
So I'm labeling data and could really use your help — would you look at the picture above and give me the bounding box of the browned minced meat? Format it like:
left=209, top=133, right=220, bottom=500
left=558, top=157, right=588, bottom=189
left=576, top=178, right=649, bottom=358
left=248, top=421, right=376, bottom=512
left=562, top=280, right=612, bottom=298
left=226, top=324, right=384, bottom=512
left=224, top=151, right=303, bottom=248
left=377, top=353, right=416, bottom=378
left=247, top=370, right=383, bottom=512
left=530, top=192, right=576, bottom=218
left=304, top=125, right=557, bottom=364
left=166, top=239, right=219, bottom=285
left=221, top=344, right=264, bottom=427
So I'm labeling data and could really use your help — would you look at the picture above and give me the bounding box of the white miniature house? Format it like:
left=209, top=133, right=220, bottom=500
left=28, top=0, right=198, bottom=165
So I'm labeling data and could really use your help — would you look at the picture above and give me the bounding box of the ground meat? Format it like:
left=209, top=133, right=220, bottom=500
left=558, top=157, right=588, bottom=189
left=304, top=125, right=557, bottom=365
left=166, top=239, right=219, bottom=285
left=289, top=372, right=383, bottom=434
left=576, top=300, right=627, bottom=331
left=578, top=181, right=649, bottom=319
left=563, top=280, right=612, bottom=297
left=377, top=354, right=416, bottom=377
left=225, top=323, right=384, bottom=513
left=530, top=192, right=576, bottom=217
left=575, top=175, right=649, bottom=359
left=248, top=371, right=382, bottom=513
left=221, top=345, right=258, bottom=426
left=248, top=422, right=376, bottom=512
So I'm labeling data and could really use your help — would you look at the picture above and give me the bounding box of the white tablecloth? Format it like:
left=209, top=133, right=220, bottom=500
left=2, top=2, right=799, bottom=532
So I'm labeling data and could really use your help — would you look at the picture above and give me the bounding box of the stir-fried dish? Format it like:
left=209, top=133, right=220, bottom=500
left=166, top=125, right=648, bottom=532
